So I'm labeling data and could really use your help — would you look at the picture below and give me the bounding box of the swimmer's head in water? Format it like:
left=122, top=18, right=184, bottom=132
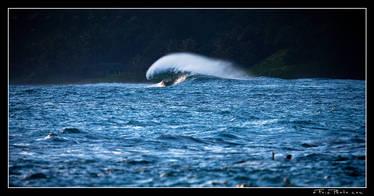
left=272, top=153, right=292, bottom=161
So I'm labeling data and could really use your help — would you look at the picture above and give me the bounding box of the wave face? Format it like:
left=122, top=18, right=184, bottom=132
left=146, top=53, right=249, bottom=83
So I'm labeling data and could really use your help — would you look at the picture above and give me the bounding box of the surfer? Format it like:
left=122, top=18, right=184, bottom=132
left=161, top=78, right=175, bottom=87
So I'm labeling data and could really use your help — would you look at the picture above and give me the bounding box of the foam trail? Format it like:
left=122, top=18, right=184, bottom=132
left=146, top=52, right=249, bottom=81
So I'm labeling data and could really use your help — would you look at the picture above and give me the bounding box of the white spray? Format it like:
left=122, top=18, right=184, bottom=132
left=146, top=52, right=249, bottom=80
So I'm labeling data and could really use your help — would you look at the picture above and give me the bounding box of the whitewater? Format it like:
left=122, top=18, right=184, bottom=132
left=146, top=53, right=249, bottom=86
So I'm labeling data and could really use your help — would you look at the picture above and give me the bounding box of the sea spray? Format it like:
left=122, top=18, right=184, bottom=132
left=146, top=52, right=249, bottom=81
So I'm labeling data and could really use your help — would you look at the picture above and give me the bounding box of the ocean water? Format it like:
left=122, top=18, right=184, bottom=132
left=8, top=77, right=366, bottom=187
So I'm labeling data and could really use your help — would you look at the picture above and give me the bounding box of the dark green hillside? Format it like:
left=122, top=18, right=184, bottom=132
left=9, top=9, right=365, bottom=84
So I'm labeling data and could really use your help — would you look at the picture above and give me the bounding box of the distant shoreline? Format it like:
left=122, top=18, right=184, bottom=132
left=8, top=81, right=155, bottom=86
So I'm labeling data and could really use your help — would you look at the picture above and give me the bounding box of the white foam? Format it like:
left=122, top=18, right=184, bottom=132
left=146, top=52, right=250, bottom=80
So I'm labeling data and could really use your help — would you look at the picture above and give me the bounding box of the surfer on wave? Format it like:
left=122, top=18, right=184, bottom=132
left=161, top=78, right=175, bottom=87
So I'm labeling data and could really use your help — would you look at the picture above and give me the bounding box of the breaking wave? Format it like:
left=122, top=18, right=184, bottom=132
left=146, top=52, right=249, bottom=86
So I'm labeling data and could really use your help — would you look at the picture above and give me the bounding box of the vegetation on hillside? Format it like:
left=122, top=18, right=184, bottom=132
left=9, top=9, right=365, bottom=84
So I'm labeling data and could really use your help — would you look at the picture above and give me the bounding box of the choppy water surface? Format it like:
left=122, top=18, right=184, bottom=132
left=9, top=77, right=366, bottom=187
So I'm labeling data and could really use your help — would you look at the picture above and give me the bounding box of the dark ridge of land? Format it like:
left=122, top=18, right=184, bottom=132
left=9, top=9, right=365, bottom=85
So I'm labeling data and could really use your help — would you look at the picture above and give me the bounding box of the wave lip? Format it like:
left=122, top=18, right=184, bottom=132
left=146, top=52, right=249, bottom=82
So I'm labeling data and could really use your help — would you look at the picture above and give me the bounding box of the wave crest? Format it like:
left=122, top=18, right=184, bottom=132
left=146, top=53, right=249, bottom=82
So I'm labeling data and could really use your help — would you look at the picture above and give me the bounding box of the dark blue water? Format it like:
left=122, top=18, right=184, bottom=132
left=9, top=77, right=366, bottom=187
